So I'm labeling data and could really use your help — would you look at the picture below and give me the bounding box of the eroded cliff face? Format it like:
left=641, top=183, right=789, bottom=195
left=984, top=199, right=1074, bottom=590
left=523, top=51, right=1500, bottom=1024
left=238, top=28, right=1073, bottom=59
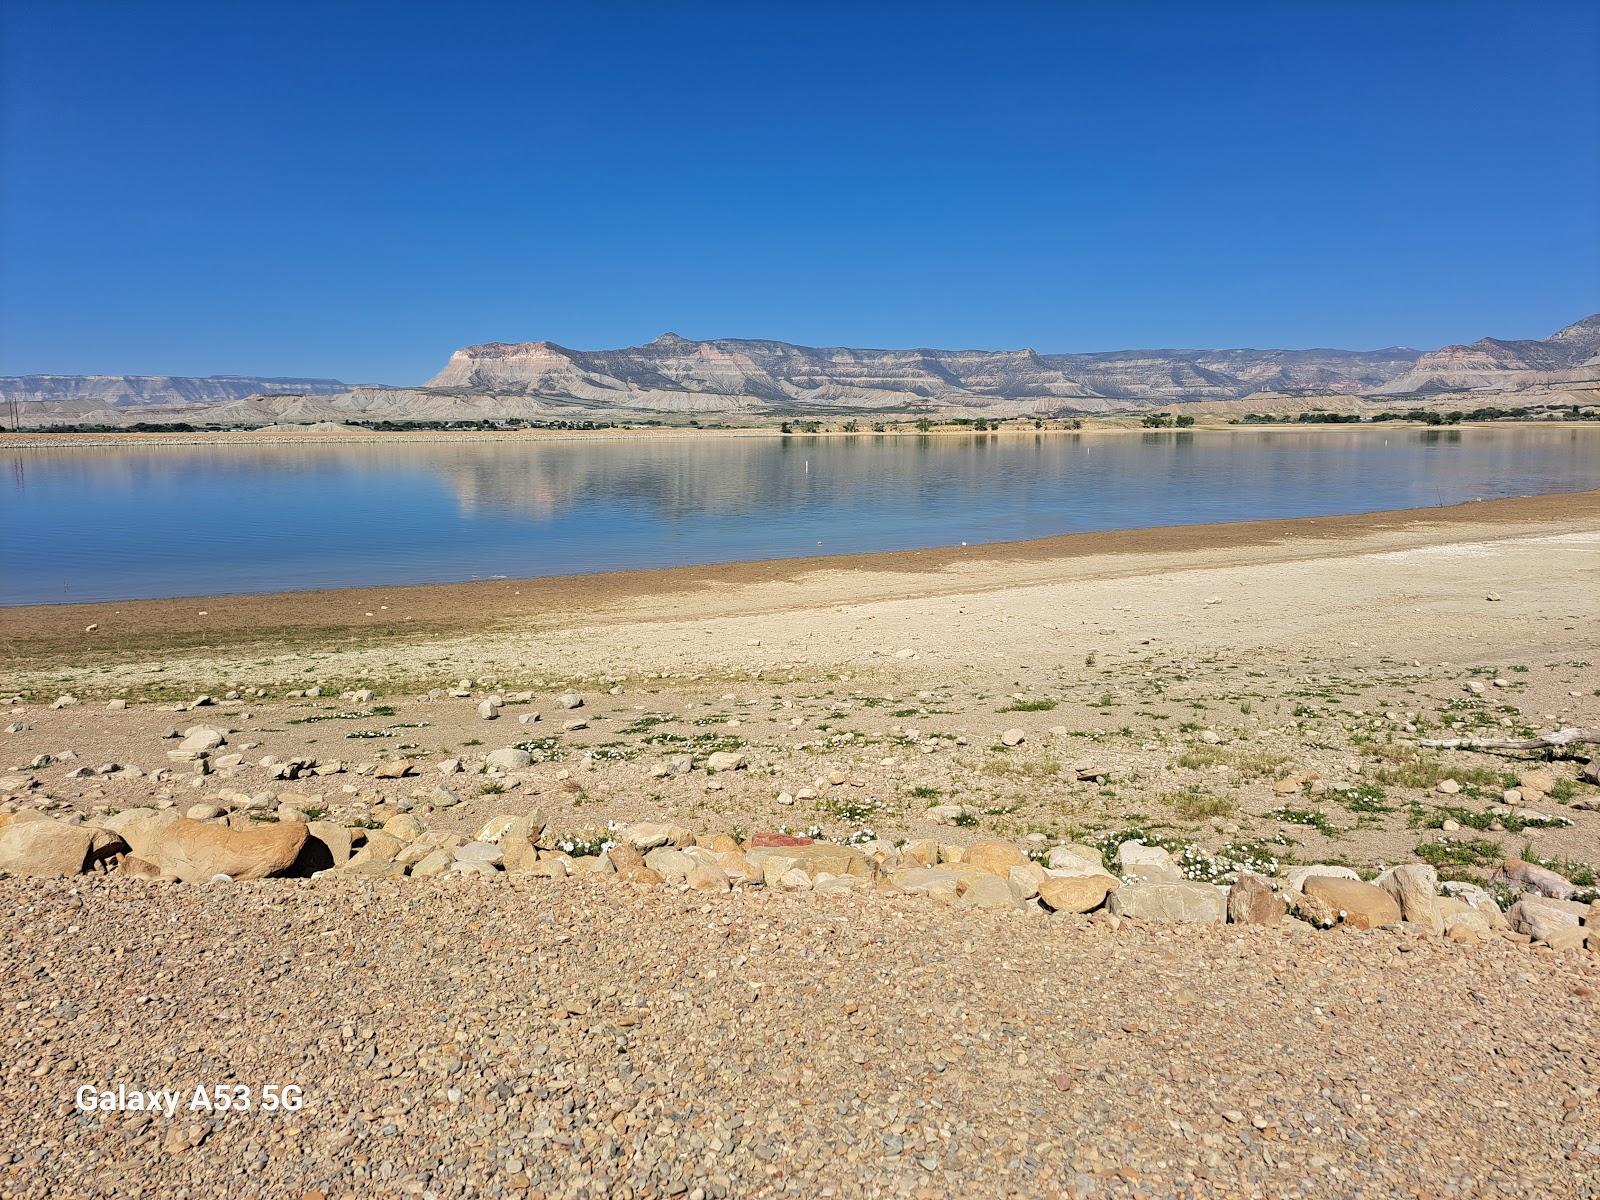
left=423, top=332, right=1425, bottom=411
left=8, top=316, right=1597, bottom=426
left=1373, top=315, right=1600, bottom=395
left=0, top=375, right=349, bottom=407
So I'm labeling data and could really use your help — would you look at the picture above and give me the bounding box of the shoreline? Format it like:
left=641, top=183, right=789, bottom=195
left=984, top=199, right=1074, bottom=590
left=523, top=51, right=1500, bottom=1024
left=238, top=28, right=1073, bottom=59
left=2, top=417, right=1595, bottom=451
left=4, top=489, right=1597, bottom=656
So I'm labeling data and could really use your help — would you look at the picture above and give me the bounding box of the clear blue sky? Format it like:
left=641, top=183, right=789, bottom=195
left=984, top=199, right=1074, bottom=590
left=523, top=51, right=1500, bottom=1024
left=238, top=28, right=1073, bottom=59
left=3, top=1, right=1597, bottom=384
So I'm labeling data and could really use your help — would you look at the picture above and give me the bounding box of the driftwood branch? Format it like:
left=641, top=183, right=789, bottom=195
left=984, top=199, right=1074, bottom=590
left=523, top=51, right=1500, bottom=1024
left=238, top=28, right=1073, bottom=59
left=1417, top=727, right=1600, bottom=752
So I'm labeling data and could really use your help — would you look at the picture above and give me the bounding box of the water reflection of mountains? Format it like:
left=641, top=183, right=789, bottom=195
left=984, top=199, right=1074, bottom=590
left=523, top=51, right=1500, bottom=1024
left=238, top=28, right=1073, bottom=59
left=11, top=427, right=1596, bottom=527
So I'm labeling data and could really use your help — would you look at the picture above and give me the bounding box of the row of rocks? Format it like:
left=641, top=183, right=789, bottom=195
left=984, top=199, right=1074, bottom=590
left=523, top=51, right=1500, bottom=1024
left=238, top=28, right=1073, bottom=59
left=2, top=803, right=1595, bottom=952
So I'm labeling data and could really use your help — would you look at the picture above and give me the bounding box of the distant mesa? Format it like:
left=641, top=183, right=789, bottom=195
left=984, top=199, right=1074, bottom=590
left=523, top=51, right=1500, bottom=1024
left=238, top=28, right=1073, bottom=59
left=5, top=315, right=1597, bottom=427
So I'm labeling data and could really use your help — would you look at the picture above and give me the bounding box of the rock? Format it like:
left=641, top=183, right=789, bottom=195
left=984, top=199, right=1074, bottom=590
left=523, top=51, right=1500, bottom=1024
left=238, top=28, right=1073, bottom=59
left=643, top=847, right=696, bottom=881
left=477, top=700, right=500, bottom=720
left=106, top=698, right=127, bottom=710
left=959, top=874, right=1023, bottom=911
left=1443, top=909, right=1493, bottom=941
left=1038, top=874, right=1118, bottom=914
left=1439, top=881, right=1510, bottom=930
left=925, top=804, right=974, bottom=826
left=624, top=822, right=677, bottom=851
left=1117, top=841, right=1175, bottom=874
left=494, top=814, right=547, bottom=871
left=436, top=758, right=463, bottom=775
left=1227, top=873, right=1285, bottom=926
left=1375, top=863, right=1443, bottom=935
left=747, top=844, right=871, bottom=885
left=411, top=849, right=455, bottom=877
left=1494, top=858, right=1577, bottom=900
left=1289, top=890, right=1339, bottom=927
left=146, top=818, right=307, bottom=883
left=1007, top=862, right=1046, bottom=899
left=1046, top=844, right=1109, bottom=876
left=1284, top=864, right=1360, bottom=892
left=1301, top=877, right=1401, bottom=930
left=1507, top=896, right=1586, bottom=942
left=373, top=761, right=414, bottom=779
left=427, top=786, right=460, bottom=809
left=304, top=820, right=352, bottom=868
left=185, top=804, right=226, bottom=821
left=1108, top=878, right=1225, bottom=924
left=685, top=863, right=730, bottom=893
left=557, top=693, right=583, bottom=710
left=1000, top=728, right=1025, bottom=747
left=1435, top=779, right=1461, bottom=795
left=345, top=830, right=403, bottom=867
left=0, top=819, right=125, bottom=877
left=381, top=813, right=426, bottom=842
left=706, top=751, right=746, bottom=772
left=100, top=807, right=179, bottom=859
left=965, top=839, right=1027, bottom=877
left=1517, top=767, right=1556, bottom=795
left=749, top=832, right=813, bottom=848
left=1199, top=729, right=1221, bottom=744
left=454, top=841, right=504, bottom=868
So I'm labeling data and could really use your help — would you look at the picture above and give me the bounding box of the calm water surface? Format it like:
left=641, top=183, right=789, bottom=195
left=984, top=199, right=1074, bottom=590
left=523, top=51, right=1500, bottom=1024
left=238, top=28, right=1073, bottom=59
left=3, top=427, right=1597, bottom=604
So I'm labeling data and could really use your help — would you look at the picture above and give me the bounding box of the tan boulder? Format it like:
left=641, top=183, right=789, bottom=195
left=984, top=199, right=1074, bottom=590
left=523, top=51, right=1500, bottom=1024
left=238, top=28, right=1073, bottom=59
left=381, top=813, right=425, bottom=842
left=99, top=807, right=179, bottom=859
left=0, top=819, right=126, bottom=878
left=147, top=817, right=307, bottom=883
left=498, top=813, right=548, bottom=872
left=347, top=829, right=403, bottom=866
left=1376, top=864, right=1442, bottom=935
left=1301, top=876, right=1401, bottom=930
left=902, top=840, right=940, bottom=867
left=1038, top=873, right=1118, bottom=914
left=304, top=821, right=352, bottom=869
left=965, top=839, right=1027, bottom=878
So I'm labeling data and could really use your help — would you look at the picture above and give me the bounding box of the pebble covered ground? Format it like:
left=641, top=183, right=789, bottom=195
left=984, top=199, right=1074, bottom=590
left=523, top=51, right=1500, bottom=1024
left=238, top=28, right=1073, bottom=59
left=4, top=872, right=1598, bottom=1200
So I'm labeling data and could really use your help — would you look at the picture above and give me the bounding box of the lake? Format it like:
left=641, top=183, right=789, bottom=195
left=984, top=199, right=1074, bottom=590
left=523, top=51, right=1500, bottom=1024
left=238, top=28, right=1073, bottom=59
left=3, top=427, right=1598, bottom=605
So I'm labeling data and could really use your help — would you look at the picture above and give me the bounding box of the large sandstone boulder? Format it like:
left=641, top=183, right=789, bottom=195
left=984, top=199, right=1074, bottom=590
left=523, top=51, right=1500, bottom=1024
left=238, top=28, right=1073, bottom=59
left=147, top=817, right=307, bottom=883
left=958, top=874, right=1023, bottom=912
left=99, top=807, right=179, bottom=859
left=0, top=819, right=126, bottom=877
left=1117, top=841, right=1176, bottom=874
left=1109, top=878, right=1224, bottom=924
left=1439, top=881, right=1510, bottom=930
left=1038, top=873, right=1118, bottom=914
left=1494, top=859, right=1577, bottom=900
left=498, top=814, right=548, bottom=872
left=1284, top=864, right=1360, bottom=892
left=747, top=844, right=871, bottom=885
left=1301, top=876, right=1401, bottom=930
left=303, top=820, right=352, bottom=869
left=1227, top=873, right=1285, bottom=926
left=1046, top=843, right=1110, bottom=876
left=1376, top=864, right=1443, bottom=935
left=485, top=747, right=533, bottom=771
left=965, top=839, right=1027, bottom=878
left=1507, top=896, right=1587, bottom=942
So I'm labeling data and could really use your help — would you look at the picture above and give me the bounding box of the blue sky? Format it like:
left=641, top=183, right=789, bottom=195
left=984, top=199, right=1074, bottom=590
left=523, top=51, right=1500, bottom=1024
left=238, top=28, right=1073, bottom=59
left=3, top=1, right=1597, bottom=383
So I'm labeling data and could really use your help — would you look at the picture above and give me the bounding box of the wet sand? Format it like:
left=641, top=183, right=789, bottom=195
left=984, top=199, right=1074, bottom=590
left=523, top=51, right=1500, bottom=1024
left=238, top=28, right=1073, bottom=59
left=4, top=490, right=1597, bottom=662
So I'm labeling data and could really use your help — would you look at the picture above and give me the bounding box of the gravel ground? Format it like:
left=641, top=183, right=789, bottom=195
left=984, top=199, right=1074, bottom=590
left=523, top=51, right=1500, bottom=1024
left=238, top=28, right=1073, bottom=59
left=4, top=872, right=1598, bottom=1200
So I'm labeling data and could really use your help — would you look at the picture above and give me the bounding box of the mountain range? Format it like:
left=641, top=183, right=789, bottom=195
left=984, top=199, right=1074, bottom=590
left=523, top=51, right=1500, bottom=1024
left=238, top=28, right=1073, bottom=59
left=5, top=315, right=1598, bottom=427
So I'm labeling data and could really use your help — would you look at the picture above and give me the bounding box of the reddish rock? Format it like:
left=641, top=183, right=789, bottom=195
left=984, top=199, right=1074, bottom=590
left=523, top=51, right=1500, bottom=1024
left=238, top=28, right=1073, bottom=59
left=748, top=832, right=813, bottom=848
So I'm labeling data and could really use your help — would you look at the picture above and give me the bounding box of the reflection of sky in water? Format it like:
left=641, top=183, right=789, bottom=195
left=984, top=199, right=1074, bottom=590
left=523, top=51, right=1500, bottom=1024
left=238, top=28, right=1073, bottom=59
left=3, top=428, right=1598, bottom=603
